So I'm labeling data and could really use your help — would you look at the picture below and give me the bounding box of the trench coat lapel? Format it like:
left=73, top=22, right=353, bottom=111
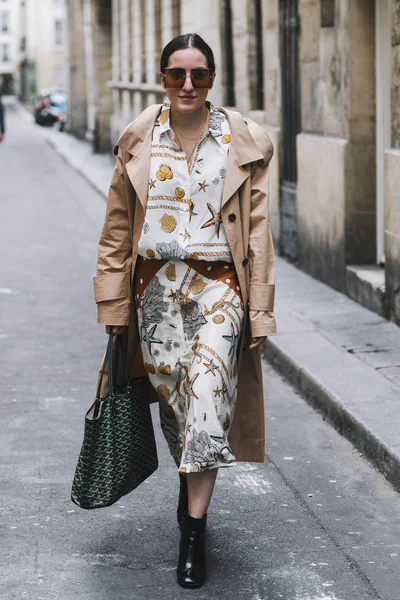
left=220, top=108, right=264, bottom=210
left=120, top=104, right=163, bottom=213
left=125, top=144, right=152, bottom=213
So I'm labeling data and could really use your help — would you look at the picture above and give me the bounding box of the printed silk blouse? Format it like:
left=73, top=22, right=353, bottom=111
left=138, top=101, right=233, bottom=263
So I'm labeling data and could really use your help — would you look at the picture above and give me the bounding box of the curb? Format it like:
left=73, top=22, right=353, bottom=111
left=263, top=339, right=400, bottom=493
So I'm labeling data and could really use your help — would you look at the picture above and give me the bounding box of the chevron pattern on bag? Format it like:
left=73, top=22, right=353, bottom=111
left=71, top=376, right=158, bottom=509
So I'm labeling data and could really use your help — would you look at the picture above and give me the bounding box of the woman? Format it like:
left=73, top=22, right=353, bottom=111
left=94, top=33, right=276, bottom=588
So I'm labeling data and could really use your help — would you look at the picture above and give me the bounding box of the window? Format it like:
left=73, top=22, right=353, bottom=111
left=1, top=43, right=10, bottom=62
left=1, top=11, right=9, bottom=32
left=321, top=0, right=335, bottom=28
left=54, top=19, right=63, bottom=45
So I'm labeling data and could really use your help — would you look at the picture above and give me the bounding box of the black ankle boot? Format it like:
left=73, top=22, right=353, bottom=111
left=177, top=513, right=207, bottom=588
left=177, top=473, right=188, bottom=530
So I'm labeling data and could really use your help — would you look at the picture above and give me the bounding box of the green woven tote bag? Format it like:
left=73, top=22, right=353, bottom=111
left=71, top=334, right=158, bottom=509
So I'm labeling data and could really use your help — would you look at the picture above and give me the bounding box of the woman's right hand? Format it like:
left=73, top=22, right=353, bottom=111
left=105, top=325, right=126, bottom=335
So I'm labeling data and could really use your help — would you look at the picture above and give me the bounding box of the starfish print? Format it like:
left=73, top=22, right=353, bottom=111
left=222, top=322, right=239, bottom=357
left=201, top=203, right=222, bottom=238
left=168, top=289, right=179, bottom=302
left=180, top=228, right=191, bottom=241
left=191, top=335, right=202, bottom=364
left=143, top=324, right=163, bottom=354
left=203, top=359, right=219, bottom=376
left=185, top=373, right=199, bottom=401
left=213, top=387, right=223, bottom=398
left=188, top=201, right=198, bottom=221
left=149, top=178, right=156, bottom=189
left=198, top=180, right=209, bottom=192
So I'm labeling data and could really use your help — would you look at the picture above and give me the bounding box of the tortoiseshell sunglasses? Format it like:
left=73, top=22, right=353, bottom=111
left=161, top=68, right=214, bottom=89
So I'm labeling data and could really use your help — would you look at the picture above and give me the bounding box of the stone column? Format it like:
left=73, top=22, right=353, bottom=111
left=145, top=0, right=157, bottom=105
left=120, top=0, right=131, bottom=127
left=161, top=0, right=173, bottom=47
left=82, top=0, right=97, bottom=143
left=263, top=0, right=281, bottom=245
left=92, top=0, right=113, bottom=151
left=132, top=0, right=142, bottom=117
left=110, top=0, right=120, bottom=142
left=66, top=0, right=87, bottom=138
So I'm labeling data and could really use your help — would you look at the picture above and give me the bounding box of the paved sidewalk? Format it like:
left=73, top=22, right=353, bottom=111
left=25, top=103, right=400, bottom=493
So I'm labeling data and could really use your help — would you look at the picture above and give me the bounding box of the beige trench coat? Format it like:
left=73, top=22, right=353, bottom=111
left=94, top=104, right=276, bottom=463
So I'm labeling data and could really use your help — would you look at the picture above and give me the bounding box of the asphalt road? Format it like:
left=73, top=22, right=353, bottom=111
left=1, top=106, right=400, bottom=600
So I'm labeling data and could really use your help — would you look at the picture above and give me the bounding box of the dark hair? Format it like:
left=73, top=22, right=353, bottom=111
left=160, top=33, right=216, bottom=72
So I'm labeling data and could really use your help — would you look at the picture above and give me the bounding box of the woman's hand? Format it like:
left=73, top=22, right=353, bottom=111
left=248, top=336, right=267, bottom=350
left=105, top=325, right=126, bottom=335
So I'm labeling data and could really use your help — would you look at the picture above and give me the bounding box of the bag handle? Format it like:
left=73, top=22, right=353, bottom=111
left=95, top=333, right=131, bottom=400
left=115, top=333, right=130, bottom=387
left=95, top=333, right=114, bottom=400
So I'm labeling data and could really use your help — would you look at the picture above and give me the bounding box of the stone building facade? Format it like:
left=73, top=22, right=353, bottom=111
left=0, top=0, right=21, bottom=95
left=18, top=0, right=67, bottom=100
left=66, top=0, right=400, bottom=326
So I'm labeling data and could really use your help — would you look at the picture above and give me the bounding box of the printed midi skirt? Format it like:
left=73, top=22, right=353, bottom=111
left=135, top=258, right=244, bottom=473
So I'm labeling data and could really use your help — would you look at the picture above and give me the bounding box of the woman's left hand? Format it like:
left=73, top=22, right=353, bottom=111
left=248, top=336, right=267, bottom=350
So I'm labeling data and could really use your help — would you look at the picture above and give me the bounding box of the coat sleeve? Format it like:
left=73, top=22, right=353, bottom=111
left=248, top=150, right=277, bottom=338
left=93, top=147, right=133, bottom=326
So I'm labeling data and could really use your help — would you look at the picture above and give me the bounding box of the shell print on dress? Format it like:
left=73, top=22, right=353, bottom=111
left=165, top=263, right=176, bottom=281
left=141, top=276, right=168, bottom=329
left=156, top=240, right=188, bottom=260
left=157, top=384, right=171, bottom=401
left=209, top=110, right=226, bottom=132
left=159, top=214, right=177, bottom=233
left=191, top=279, right=207, bottom=294
left=160, top=108, right=170, bottom=125
left=158, top=362, right=172, bottom=375
left=213, top=314, right=225, bottom=324
left=164, top=338, right=173, bottom=352
left=156, top=164, right=173, bottom=181
left=184, top=429, right=234, bottom=470
left=181, top=299, right=207, bottom=340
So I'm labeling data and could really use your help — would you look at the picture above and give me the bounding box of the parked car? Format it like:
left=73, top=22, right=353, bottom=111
left=34, top=90, right=67, bottom=131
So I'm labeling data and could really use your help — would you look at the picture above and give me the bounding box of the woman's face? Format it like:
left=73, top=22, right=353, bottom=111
left=160, top=47, right=215, bottom=114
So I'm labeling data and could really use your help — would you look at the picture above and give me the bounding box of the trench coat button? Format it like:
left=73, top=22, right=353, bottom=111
left=242, top=258, right=249, bottom=267
left=228, top=213, right=236, bottom=222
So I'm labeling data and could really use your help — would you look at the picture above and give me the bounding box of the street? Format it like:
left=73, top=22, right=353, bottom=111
left=2, top=105, right=400, bottom=600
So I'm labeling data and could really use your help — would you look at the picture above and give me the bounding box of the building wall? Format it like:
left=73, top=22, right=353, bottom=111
left=297, top=0, right=376, bottom=291
left=21, top=0, right=67, bottom=95
left=0, top=0, right=20, bottom=93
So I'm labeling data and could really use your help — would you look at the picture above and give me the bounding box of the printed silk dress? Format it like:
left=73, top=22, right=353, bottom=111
left=135, top=101, right=244, bottom=473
